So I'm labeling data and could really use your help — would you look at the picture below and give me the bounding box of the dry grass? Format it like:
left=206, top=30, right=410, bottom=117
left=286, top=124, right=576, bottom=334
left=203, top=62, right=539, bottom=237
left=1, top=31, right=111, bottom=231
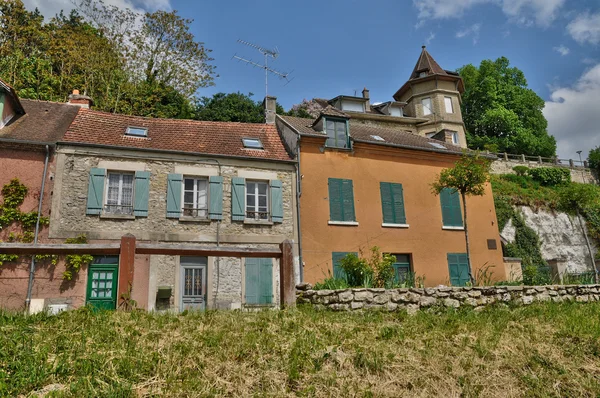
left=2, top=303, right=600, bottom=397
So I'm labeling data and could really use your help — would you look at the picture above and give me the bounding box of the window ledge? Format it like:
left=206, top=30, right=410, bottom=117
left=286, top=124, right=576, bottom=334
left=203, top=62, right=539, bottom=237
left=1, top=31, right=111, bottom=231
left=328, top=221, right=359, bottom=226
left=442, top=226, right=465, bottom=231
left=179, top=216, right=211, bottom=223
left=100, top=213, right=135, bottom=220
left=244, top=219, right=274, bottom=226
left=382, top=223, right=409, bottom=228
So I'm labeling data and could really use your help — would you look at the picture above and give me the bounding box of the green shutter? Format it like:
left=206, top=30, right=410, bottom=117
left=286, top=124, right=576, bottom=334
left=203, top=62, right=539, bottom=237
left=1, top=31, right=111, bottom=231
left=259, top=258, right=273, bottom=304
left=332, top=252, right=357, bottom=280
left=341, top=179, right=356, bottom=221
left=440, top=188, right=463, bottom=227
left=447, top=253, right=470, bottom=286
left=209, top=176, right=223, bottom=220
left=245, top=258, right=260, bottom=305
left=270, top=179, right=283, bottom=223
left=392, top=254, right=411, bottom=283
left=133, top=170, right=150, bottom=217
left=391, top=183, right=406, bottom=224
left=231, top=177, right=246, bottom=221
left=380, top=182, right=406, bottom=224
left=328, top=178, right=343, bottom=221
left=166, top=173, right=182, bottom=218
left=86, top=168, right=106, bottom=215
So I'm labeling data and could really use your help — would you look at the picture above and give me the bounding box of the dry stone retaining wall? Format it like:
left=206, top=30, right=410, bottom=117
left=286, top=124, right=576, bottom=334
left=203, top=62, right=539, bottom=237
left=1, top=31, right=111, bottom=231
left=296, top=283, right=600, bottom=313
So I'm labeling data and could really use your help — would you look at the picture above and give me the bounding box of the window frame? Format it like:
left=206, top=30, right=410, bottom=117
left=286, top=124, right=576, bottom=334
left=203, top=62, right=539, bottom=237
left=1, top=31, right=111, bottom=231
left=390, top=253, right=412, bottom=284
left=125, top=126, right=148, bottom=137
left=104, top=171, right=135, bottom=216
left=242, top=137, right=264, bottom=149
left=422, top=97, right=432, bottom=116
left=245, top=180, right=270, bottom=221
left=181, top=176, right=209, bottom=219
left=444, top=96, right=454, bottom=114
left=324, top=117, right=349, bottom=149
left=450, top=131, right=459, bottom=145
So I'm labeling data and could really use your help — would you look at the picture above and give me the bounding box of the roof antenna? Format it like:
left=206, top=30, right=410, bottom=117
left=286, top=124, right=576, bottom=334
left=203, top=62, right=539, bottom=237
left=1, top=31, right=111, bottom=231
left=233, top=39, right=294, bottom=103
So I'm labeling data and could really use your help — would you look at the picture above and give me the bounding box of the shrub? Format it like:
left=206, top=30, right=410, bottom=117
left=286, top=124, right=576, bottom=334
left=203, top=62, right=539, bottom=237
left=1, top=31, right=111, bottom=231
left=588, top=146, right=600, bottom=171
left=313, top=277, right=349, bottom=290
left=339, top=253, right=373, bottom=287
left=337, top=247, right=402, bottom=289
left=512, top=165, right=529, bottom=176
left=527, top=167, right=570, bottom=186
left=500, top=173, right=534, bottom=189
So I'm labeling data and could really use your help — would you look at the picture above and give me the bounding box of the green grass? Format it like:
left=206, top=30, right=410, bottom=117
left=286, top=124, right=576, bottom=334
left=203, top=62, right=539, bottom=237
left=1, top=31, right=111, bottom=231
left=2, top=303, right=600, bottom=397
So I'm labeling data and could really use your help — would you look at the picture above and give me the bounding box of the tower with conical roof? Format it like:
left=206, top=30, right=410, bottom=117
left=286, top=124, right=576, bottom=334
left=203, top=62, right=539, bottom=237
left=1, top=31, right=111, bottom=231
left=394, top=46, right=467, bottom=148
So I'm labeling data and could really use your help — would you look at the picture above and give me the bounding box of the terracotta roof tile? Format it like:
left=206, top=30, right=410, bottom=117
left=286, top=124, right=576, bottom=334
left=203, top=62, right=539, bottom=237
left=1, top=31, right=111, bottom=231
left=62, top=109, right=293, bottom=162
left=409, top=46, right=448, bottom=80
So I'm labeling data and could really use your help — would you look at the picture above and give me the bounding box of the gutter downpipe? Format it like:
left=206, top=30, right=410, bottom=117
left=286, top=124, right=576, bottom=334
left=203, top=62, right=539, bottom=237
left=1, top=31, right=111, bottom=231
left=25, top=144, right=51, bottom=312
left=295, top=138, right=304, bottom=282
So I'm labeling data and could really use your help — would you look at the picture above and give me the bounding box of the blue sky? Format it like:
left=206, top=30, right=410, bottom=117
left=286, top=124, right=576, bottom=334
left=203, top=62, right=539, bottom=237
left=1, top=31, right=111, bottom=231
left=23, top=0, right=600, bottom=159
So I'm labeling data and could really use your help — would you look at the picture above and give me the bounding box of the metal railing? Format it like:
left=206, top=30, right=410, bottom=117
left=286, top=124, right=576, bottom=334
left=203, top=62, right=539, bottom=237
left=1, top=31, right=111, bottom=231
left=246, top=211, right=270, bottom=221
left=489, top=152, right=589, bottom=169
left=182, top=207, right=209, bottom=218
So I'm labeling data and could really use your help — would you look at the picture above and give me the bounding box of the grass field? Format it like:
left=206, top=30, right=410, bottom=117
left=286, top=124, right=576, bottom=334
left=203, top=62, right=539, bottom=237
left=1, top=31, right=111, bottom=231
left=2, top=303, right=600, bottom=397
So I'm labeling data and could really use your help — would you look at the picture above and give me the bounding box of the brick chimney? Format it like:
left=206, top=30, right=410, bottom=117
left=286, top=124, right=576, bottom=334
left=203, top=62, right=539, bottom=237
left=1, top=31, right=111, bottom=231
left=68, top=89, right=94, bottom=109
left=362, top=87, right=370, bottom=110
left=263, top=96, right=277, bottom=124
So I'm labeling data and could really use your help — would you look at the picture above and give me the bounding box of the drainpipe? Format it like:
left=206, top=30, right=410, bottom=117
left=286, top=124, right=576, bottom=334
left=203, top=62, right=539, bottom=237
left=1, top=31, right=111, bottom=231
left=25, top=144, right=51, bottom=311
left=295, top=139, right=304, bottom=281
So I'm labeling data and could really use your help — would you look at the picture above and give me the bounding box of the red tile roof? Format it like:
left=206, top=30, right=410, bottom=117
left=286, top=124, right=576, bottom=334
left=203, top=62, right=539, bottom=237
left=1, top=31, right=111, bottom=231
left=62, top=109, right=293, bottom=162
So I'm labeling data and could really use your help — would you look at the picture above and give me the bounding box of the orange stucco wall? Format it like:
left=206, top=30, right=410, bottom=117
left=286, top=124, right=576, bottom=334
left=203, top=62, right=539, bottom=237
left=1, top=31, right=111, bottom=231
left=299, top=140, right=506, bottom=286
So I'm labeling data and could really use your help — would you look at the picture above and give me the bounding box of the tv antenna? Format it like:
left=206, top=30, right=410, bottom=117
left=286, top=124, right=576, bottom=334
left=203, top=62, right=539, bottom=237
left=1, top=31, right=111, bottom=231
left=233, top=39, right=294, bottom=100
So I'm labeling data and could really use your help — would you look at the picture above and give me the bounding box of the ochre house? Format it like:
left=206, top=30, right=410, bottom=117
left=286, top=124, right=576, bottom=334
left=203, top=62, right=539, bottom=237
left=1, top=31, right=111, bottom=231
left=276, top=47, right=506, bottom=286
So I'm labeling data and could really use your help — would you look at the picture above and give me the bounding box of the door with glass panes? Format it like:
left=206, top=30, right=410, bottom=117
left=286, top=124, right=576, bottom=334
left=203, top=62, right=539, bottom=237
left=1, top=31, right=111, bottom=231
left=86, top=256, right=119, bottom=310
left=180, top=256, right=207, bottom=311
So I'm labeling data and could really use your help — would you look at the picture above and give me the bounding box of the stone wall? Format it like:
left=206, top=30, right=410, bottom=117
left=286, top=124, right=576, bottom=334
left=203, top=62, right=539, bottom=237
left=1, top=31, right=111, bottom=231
left=296, top=283, right=600, bottom=313
left=491, top=159, right=598, bottom=184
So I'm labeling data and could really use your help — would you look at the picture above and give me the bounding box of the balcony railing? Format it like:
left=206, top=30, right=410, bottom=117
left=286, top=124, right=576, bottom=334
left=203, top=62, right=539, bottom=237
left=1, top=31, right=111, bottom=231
left=246, top=211, right=269, bottom=221
left=182, top=207, right=209, bottom=218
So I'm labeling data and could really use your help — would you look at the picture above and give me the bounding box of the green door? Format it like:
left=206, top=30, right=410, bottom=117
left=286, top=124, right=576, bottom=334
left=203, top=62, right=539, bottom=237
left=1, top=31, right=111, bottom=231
left=392, top=254, right=412, bottom=284
left=86, top=256, right=119, bottom=310
left=447, top=253, right=470, bottom=286
left=245, top=258, right=273, bottom=305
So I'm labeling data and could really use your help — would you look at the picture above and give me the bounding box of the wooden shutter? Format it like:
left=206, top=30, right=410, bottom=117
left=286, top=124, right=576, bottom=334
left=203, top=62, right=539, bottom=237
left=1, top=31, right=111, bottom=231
left=86, top=168, right=106, bottom=215
left=245, top=258, right=260, bottom=305
left=447, top=253, right=470, bottom=286
left=133, top=170, right=150, bottom=217
left=391, top=183, right=406, bottom=224
left=166, top=173, right=182, bottom=218
left=270, top=180, right=283, bottom=223
left=341, top=179, right=356, bottom=221
left=380, top=182, right=406, bottom=224
left=209, top=176, right=223, bottom=220
left=231, top=177, right=246, bottom=221
left=328, top=178, right=343, bottom=221
left=440, top=188, right=463, bottom=227
left=259, top=258, right=273, bottom=304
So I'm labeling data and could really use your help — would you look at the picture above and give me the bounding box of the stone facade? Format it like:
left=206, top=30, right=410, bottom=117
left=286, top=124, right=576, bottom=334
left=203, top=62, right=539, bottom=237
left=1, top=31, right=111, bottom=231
left=297, top=283, right=600, bottom=313
left=50, top=146, right=298, bottom=311
left=491, top=158, right=598, bottom=184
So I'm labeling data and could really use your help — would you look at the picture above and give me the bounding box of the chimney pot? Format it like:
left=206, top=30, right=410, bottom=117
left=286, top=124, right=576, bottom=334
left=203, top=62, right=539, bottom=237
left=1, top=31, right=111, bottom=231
left=362, top=87, right=370, bottom=100
left=263, top=96, right=277, bottom=124
left=72, top=89, right=80, bottom=95
left=68, top=90, right=94, bottom=109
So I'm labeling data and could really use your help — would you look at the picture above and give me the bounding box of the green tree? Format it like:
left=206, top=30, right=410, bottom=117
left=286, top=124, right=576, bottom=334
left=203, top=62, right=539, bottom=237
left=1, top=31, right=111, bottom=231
left=431, top=153, right=492, bottom=284
left=193, top=92, right=286, bottom=123
left=458, top=57, right=556, bottom=157
left=588, top=146, right=600, bottom=171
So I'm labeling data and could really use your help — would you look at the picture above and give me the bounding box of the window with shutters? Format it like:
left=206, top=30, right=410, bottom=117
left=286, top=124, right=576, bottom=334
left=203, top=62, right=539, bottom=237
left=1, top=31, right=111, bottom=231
left=328, top=178, right=356, bottom=224
left=380, top=182, right=407, bottom=226
left=440, top=188, right=463, bottom=228
left=325, top=118, right=349, bottom=148
left=246, top=180, right=269, bottom=221
left=182, top=177, right=208, bottom=218
left=105, top=172, right=134, bottom=215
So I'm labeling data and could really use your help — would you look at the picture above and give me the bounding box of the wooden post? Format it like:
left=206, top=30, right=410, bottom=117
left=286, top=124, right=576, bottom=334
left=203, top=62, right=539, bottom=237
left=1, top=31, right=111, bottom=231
left=117, top=234, right=136, bottom=307
left=521, top=154, right=526, bottom=162
left=279, top=240, right=296, bottom=308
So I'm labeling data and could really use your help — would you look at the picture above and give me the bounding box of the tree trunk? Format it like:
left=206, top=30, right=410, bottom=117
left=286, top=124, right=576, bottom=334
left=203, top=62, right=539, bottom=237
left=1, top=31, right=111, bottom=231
left=462, top=192, right=475, bottom=285
left=577, top=208, right=598, bottom=283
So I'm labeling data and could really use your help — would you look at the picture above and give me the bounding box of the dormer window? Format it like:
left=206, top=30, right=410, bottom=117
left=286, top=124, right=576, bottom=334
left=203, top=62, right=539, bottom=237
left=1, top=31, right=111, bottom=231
left=419, top=71, right=427, bottom=78
left=340, top=100, right=365, bottom=113
left=125, top=126, right=148, bottom=137
left=389, top=107, right=403, bottom=117
left=242, top=138, right=263, bottom=149
left=325, top=118, right=349, bottom=149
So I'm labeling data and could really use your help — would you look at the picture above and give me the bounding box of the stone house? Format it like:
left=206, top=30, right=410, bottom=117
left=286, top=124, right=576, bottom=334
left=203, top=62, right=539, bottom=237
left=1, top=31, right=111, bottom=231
left=276, top=47, right=507, bottom=287
left=48, top=101, right=298, bottom=311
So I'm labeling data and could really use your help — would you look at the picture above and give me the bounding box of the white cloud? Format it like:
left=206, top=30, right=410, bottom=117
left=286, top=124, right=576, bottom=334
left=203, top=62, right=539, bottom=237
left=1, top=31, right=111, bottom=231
left=22, top=0, right=170, bottom=20
left=567, top=12, right=600, bottom=45
left=582, top=58, right=596, bottom=65
left=544, top=64, right=600, bottom=160
left=413, top=0, right=565, bottom=27
left=553, top=45, right=570, bottom=56
left=425, top=31, right=436, bottom=45
left=456, top=23, right=481, bottom=44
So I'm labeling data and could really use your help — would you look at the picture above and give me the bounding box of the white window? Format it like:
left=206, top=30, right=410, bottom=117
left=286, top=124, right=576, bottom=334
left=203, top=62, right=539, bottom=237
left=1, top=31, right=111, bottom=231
left=451, top=131, right=459, bottom=145
left=389, top=107, right=403, bottom=117
left=422, top=97, right=432, bottom=116
left=341, top=100, right=365, bottom=112
left=246, top=181, right=269, bottom=220
left=183, top=177, right=208, bottom=218
left=444, top=97, right=454, bottom=114
left=105, top=172, right=134, bottom=215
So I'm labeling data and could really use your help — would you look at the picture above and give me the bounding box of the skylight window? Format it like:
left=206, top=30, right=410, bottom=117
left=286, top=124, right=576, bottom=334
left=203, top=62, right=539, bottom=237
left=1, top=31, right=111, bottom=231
left=125, top=126, right=148, bottom=137
left=428, top=142, right=446, bottom=149
left=242, top=138, right=263, bottom=149
left=370, top=135, right=385, bottom=141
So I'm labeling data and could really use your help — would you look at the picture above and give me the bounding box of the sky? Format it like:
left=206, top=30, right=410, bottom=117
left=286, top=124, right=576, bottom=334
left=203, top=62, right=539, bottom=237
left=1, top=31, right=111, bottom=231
left=22, top=0, right=600, bottom=160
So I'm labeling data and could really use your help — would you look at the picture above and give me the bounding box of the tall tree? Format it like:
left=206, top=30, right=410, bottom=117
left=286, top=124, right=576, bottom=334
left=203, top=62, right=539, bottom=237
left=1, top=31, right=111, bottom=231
left=458, top=57, right=556, bottom=157
left=193, top=92, right=285, bottom=123
left=431, top=153, right=492, bottom=285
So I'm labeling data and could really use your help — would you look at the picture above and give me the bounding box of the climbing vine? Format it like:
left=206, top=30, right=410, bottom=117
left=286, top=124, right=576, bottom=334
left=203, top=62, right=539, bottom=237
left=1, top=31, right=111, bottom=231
left=63, top=235, right=94, bottom=281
